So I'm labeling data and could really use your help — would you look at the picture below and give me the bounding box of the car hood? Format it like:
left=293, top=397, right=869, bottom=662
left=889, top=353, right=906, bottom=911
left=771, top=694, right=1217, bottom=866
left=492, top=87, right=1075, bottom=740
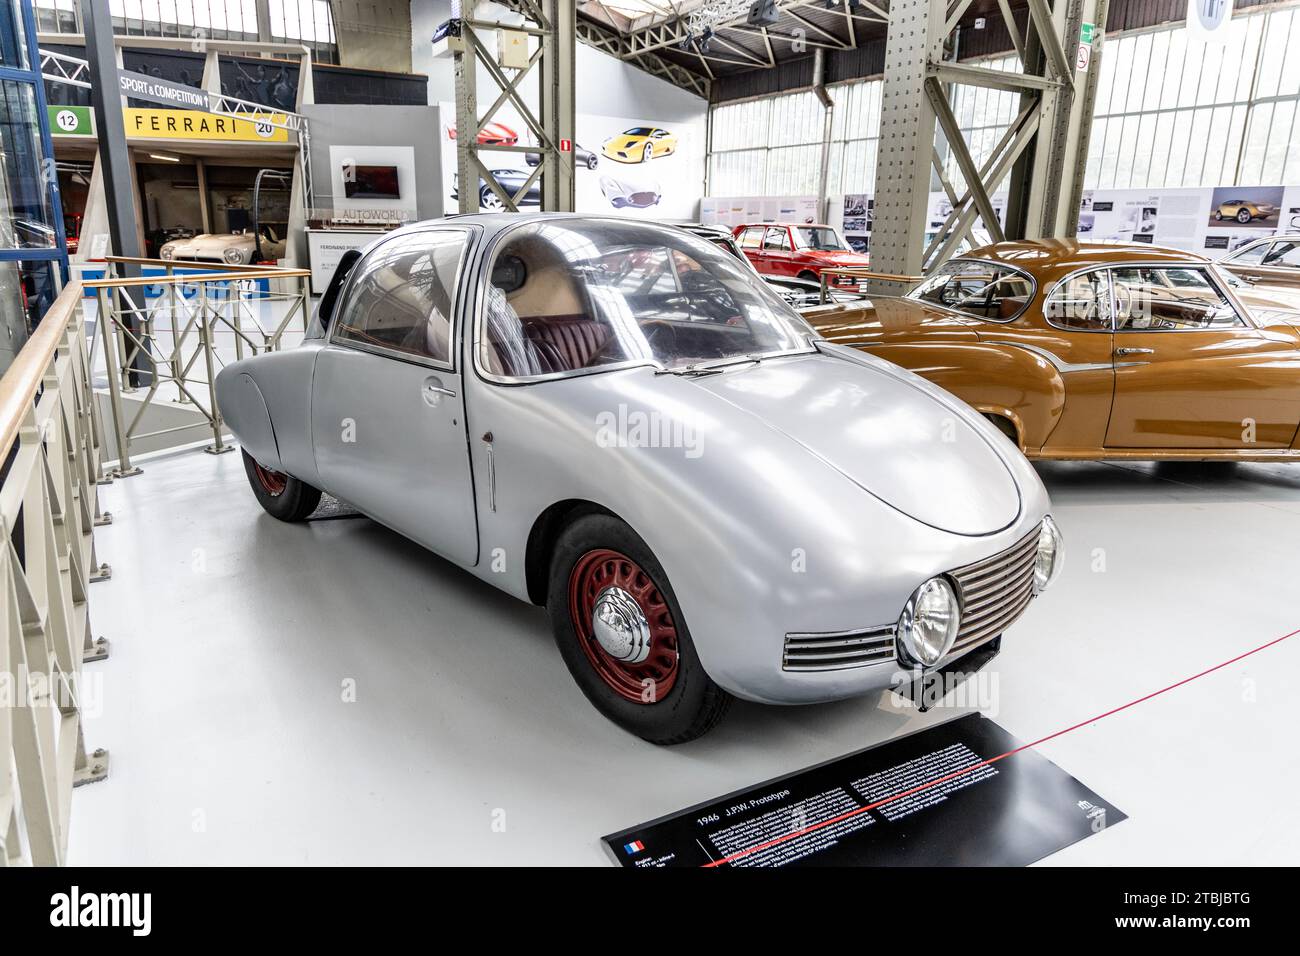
left=801, top=249, right=871, bottom=267
left=686, top=350, right=1021, bottom=536
left=605, top=135, right=642, bottom=150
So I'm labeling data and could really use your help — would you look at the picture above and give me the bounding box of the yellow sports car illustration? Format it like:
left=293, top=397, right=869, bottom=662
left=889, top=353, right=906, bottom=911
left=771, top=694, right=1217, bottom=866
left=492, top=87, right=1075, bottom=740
left=602, top=127, right=677, bottom=164
left=1214, top=198, right=1277, bottom=224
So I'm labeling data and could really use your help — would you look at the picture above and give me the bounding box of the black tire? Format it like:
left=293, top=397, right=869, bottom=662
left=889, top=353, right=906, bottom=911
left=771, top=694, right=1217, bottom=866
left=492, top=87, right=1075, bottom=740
left=1237, top=208, right=1252, bottom=224
left=241, top=449, right=322, bottom=522
left=797, top=270, right=818, bottom=282
left=1214, top=211, right=1223, bottom=221
left=547, top=513, right=732, bottom=744
left=586, top=154, right=598, bottom=170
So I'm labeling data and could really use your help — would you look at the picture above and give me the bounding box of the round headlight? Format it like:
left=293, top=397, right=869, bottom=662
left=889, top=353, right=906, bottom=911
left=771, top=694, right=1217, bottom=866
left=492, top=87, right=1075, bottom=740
left=897, top=577, right=960, bottom=668
left=223, top=248, right=244, bottom=264
left=159, top=246, right=174, bottom=260
left=1034, top=515, right=1063, bottom=593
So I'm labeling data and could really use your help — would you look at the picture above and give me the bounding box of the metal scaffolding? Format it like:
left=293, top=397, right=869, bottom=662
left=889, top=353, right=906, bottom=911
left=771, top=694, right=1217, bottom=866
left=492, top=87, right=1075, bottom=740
left=449, top=0, right=577, bottom=213
left=868, top=0, right=1109, bottom=291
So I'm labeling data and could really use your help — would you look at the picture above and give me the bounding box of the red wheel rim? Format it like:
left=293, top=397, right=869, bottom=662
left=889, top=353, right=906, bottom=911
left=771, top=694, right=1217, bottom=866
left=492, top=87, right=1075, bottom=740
left=253, top=462, right=288, bottom=497
left=568, top=549, right=680, bottom=704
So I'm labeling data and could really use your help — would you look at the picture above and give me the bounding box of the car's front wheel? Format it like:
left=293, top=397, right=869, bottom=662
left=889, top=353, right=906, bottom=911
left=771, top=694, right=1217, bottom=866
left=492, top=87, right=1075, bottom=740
left=241, top=449, right=322, bottom=521
left=1237, top=208, right=1252, bottom=223
left=547, top=513, right=732, bottom=744
left=642, top=143, right=653, bottom=163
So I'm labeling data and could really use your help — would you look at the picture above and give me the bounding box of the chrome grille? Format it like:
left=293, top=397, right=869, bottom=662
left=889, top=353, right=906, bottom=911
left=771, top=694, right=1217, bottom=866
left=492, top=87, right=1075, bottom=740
left=782, top=626, right=896, bottom=672
left=948, top=529, right=1039, bottom=656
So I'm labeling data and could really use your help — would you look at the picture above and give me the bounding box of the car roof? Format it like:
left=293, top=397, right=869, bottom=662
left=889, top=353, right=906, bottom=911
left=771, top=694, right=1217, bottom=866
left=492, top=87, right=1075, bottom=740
left=959, top=238, right=1211, bottom=284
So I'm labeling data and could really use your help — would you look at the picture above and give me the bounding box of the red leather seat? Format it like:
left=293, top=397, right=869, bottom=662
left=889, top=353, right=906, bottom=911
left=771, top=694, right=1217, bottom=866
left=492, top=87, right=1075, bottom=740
left=523, top=315, right=611, bottom=373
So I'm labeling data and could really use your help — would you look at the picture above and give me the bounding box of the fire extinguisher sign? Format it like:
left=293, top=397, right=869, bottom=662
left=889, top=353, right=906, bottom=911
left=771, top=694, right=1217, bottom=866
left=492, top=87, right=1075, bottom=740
left=560, top=139, right=572, bottom=152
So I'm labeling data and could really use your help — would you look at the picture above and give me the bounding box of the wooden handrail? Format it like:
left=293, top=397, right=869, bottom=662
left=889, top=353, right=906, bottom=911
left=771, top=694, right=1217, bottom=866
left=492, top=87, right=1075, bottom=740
left=100, top=255, right=285, bottom=272
left=820, top=267, right=924, bottom=283
left=0, top=280, right=83, bottom=462
left=84, top=268, right=311, bottom=289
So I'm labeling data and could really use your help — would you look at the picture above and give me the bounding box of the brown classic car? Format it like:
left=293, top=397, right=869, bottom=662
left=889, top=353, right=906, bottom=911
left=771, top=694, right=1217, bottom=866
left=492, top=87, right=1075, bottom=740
left=803, top=239, right=1300, bottom=460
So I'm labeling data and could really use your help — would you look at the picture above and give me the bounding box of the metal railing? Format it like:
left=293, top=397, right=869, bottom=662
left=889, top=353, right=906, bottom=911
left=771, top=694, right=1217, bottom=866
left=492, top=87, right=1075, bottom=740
left=1, top=280, right=111, bottom=867
left=86, top=257, right=312, bottom=476
left=816, top=267, right=924, bottom=304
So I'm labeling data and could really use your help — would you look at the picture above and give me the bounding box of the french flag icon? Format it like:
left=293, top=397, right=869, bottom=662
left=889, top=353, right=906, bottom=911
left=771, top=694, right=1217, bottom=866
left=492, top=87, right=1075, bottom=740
left=624, top=840, right=645, bottom=854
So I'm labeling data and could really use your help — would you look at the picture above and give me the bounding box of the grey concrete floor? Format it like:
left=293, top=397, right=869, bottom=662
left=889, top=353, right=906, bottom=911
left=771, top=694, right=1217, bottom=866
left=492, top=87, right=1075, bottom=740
left=68, top=450, right=1300, bottom=865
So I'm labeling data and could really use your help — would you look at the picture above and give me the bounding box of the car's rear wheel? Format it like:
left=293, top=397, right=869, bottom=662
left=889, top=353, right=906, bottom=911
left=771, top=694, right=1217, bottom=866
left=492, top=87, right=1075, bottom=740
left=1215, top=211, right=1224, bottom=220
left=547, top=513, right=731, bottom=744
left=797, top=270, right=818, bottom=282
left=241, top=449, right=322, bottom=521
left=586, top=154, right=598, bottom=170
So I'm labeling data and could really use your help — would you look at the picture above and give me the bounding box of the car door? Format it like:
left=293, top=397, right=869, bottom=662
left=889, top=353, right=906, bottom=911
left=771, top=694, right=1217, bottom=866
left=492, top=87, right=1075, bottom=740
left=311, top=226, right=480, bottom=564
left=1104, top=264, right=1300, bottom=449
left=762, top=226, right=795, bottom=278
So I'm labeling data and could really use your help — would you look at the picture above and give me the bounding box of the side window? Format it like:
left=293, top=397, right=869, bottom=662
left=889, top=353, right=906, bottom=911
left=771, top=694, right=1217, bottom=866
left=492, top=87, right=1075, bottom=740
left=1112, top=266, right=1244, bottom=331
left=1227, top=241, right=1270, bottom=265
left=738, top=227, right=762, bottom=249
left=332, top=230, right=465, bottom=363
left=1263, top=241, right=1300, bottom=269
left=1046, top=271, right=1112, bottom=331
left=764, top=227, right=789, bottom=251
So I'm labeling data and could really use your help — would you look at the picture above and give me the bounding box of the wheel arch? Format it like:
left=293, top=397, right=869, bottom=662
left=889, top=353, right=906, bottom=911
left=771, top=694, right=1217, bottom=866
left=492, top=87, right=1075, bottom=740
left=524, top=498, right=621, bottom=605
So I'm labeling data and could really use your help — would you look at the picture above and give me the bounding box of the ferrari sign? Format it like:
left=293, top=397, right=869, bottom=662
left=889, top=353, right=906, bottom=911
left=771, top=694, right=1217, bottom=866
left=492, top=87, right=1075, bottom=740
left=124, top=108, right=289, bottom=143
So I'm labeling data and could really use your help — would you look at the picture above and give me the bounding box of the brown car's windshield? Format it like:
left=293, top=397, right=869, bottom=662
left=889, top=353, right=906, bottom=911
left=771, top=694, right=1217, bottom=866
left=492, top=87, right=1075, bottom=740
left=479, top=220, right=815, bottom=378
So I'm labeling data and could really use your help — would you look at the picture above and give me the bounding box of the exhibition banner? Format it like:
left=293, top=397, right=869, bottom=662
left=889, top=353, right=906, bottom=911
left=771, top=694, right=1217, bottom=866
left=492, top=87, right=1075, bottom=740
left=124, top=108, right=289, bottom=143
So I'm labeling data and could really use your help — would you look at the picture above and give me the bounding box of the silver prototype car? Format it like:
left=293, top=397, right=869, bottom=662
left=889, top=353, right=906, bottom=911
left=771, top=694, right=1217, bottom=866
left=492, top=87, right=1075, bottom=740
left=215, top=215, right=1061, bottom=744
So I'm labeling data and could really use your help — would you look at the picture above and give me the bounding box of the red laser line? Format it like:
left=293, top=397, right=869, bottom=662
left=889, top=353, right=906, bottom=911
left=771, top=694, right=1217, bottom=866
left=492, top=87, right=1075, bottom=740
left=701, top=626, right=1299, bottom=868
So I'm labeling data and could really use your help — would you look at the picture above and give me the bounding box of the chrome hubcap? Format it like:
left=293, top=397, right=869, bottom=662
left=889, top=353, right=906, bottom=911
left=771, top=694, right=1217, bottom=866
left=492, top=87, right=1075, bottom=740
left=591, top=586, right=651, bottom=664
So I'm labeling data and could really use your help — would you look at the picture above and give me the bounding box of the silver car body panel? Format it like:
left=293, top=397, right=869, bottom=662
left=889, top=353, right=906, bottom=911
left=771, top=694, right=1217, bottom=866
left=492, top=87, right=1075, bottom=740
left=216, top=214, right=1052, bottom=706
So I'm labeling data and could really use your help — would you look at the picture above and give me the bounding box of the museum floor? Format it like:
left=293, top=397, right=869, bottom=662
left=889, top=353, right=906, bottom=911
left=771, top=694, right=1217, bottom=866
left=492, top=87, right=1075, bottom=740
left=66, top=448, right=1300, bottom=865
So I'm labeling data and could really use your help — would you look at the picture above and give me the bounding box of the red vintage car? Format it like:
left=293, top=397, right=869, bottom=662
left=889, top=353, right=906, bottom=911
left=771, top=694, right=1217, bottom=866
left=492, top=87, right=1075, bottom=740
left=732, top=223, right=869, bottom=289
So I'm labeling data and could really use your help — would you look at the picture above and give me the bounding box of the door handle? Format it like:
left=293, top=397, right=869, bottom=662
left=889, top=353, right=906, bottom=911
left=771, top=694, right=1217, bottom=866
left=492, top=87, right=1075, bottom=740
left=1114, top=347, right=1154, bottom=356
left=422, top=377, right=456, bottom=406
left=1243, top=275, right=1263, bottom=283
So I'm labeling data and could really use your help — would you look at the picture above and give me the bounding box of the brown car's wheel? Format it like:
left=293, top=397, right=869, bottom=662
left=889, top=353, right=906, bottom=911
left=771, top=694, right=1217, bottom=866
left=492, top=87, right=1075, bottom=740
left=547, top=513, right=731, bottom=744
left=1236, top=208, right=1252, bottom=224
left=241, top=449, right=322, bottom=521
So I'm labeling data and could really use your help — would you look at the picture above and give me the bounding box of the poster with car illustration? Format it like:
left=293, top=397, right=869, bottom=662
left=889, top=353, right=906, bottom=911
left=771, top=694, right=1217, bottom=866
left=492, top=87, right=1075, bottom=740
left=1207, top=185, right=1285, bottom=228
left=439, top=103, right=702, bottom=221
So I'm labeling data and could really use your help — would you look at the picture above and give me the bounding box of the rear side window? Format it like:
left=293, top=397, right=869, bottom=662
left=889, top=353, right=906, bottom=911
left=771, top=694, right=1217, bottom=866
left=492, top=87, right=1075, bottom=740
left=738, top=227, right=762, bottom=249
left=332, top=230, right=466, bottom=364
left=908, top=260, right=1035, bottom=321
left=1046, top=271, right=1112, bottom=331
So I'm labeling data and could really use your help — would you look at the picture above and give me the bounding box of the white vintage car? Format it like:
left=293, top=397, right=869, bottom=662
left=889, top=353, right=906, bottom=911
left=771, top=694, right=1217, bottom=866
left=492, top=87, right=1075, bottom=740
left=159, top=226, right=285, bottom=265
left=215, top=215, right=1061, bottom=743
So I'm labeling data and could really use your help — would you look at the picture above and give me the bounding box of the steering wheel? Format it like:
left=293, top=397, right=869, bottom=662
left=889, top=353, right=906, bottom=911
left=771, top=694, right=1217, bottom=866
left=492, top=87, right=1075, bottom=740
left=640, top=319, right=680, bottom=356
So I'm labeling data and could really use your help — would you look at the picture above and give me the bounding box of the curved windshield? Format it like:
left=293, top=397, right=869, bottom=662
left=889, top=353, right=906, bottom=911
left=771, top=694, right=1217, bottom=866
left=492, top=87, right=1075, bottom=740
left=907, top=259, right=1035, bottom=320
left=479, top=219, right=816, bottom=379
left=792, top=226, right=847, bottom=251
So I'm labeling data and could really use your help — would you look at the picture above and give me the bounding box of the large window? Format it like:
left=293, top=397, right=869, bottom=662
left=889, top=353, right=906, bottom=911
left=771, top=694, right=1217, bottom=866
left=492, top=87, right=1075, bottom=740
left=333, top=230, right=464, bottom=365
left=33, top=1, right=339, bottom=62
left=1086, top=8, right=1300, bottom=189
left=1111, top=267, right=1243, bottom=331
left=908, top=259, right=1034, bottom=321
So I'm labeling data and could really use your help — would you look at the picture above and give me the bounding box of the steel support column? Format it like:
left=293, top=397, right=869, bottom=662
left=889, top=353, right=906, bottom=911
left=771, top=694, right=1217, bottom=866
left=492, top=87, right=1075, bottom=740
left=452, top=1, right=575, bottom=213
left=866, top=0, right=947, bottom=294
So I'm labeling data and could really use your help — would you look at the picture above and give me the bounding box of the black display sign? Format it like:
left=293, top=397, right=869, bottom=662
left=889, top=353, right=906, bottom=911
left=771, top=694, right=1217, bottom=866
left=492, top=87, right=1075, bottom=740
left=603, top=713, right=1125, bottom=867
